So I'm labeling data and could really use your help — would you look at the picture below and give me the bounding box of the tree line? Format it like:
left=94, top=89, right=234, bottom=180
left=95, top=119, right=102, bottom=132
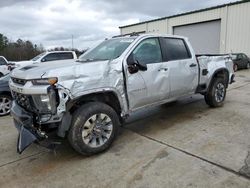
left=0, top=33, right=86, bottom=61
left=0, top=33, right=44, bottom=61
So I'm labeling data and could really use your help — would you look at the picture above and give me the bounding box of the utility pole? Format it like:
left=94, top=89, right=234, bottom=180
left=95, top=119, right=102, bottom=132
left=71, top=34, right=74, bottom=50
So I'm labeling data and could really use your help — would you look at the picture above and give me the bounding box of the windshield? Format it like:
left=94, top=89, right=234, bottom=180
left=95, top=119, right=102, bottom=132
left=79, top=38, right=134, bottom=62
left=0, top=74, right=10, bottom=81
left=31, top=52, right=46, bottom=61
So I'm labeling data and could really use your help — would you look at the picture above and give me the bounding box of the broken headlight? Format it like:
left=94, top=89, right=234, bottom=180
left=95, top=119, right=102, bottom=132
left=32, top=87, right=58, bottom=114
left=32, top=95, right=51, bottom=113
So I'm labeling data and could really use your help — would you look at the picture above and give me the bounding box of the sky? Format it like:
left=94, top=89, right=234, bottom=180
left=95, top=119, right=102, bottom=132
left=0, top=0, right=239, bottom=50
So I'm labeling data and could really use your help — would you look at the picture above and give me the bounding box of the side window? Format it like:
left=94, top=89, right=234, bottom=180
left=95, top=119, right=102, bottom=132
left=58, top=52, right=74, bottom=60
left=0, top=57, right=7, bottom=65
left=163, top=38, right=191, bottom=61
left=42, top=53, right=59, bottom=62
left=132, top=38, right=162, bottom=65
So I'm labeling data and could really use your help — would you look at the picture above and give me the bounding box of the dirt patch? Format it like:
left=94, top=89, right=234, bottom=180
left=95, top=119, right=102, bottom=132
left=142, top=149, right=169, bottom=171
left=127, top=149, right=169, bottom=186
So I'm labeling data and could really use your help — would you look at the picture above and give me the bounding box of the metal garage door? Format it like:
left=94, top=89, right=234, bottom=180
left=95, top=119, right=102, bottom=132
left=173, top=20, right=221, bottom=54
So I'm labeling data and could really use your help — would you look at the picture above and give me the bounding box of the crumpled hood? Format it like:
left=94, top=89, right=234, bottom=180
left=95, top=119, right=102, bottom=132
left=10, top=59, right=122, bottom=85
left=11, top=58, right=124, bottom=97
left=10, top=58, right=125, bottom=109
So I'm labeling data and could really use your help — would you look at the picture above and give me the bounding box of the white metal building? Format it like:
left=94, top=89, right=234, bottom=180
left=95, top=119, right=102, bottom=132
left=119, top=0, right=250, bottom=55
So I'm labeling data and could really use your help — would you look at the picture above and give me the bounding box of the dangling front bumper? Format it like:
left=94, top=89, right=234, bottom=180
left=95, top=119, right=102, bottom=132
left=11, top=102, right=46, bottom=154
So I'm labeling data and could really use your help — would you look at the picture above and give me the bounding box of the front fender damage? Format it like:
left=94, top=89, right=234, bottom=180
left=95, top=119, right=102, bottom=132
left=11, top=102, right=46, bottom=154
left=17, top=126, right=39, bottom=154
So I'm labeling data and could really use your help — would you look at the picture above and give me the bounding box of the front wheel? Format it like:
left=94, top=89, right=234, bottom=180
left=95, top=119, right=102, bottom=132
left=204, top=78, right=227, bottom=107
left=68, top=102, right=120, bottom=155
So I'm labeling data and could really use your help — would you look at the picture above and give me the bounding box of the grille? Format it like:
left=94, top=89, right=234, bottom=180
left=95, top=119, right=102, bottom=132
left=11, top=77, right=27, bottom=85
left=12, top=91, right=33, bottom=111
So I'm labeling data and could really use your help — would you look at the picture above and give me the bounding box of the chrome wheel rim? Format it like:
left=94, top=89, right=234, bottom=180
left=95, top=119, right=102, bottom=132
left=82, top=113, right=113, bottom=148
left=215, top=83, right=225, bottom=103
left=247, top=63, right=250, bottom=69
left=0, top=97, right=11, bottom=115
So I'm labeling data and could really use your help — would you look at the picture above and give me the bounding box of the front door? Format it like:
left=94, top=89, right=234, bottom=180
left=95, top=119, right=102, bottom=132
left=125, top=37, right=170, bottom=110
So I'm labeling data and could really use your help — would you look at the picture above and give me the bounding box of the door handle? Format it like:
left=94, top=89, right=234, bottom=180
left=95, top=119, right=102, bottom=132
left=189, top=63, right=197, bottom=67
left=158, top=68, right=168, bottom=71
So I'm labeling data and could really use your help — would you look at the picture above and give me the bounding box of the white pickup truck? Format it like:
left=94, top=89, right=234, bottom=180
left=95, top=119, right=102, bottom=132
left=10, top=51, right=77, bottom=68
left=9, top=34, right=234, bottom=155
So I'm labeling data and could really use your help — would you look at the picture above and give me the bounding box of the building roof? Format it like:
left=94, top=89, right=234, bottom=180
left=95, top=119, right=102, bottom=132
left=119, top=0, right=250, bottom=29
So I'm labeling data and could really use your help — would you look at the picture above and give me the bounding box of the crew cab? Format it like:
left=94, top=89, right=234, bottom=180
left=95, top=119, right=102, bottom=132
left=9, top=34, right=234, bottom=155
left=10, top=51, right=77, bottom=69
left=0, top=56, right=10, bottom=77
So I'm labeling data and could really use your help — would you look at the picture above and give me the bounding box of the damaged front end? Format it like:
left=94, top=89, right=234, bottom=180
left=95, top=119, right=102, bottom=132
left=10, top=79, right=70, bottom=154
left=11, top=102, right=47, bottom=154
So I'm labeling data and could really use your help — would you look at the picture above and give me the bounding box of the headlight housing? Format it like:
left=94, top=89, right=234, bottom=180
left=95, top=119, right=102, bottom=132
left=32, top=77, right=58, bottom=85
left=32, top=95, right=51, bottom=113
left=32, top=87, right=58, bottom=114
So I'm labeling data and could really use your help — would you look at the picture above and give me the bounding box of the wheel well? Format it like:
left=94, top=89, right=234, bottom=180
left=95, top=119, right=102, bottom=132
left=68, top=92, right=122, bottom=116
left=211, top=69, right=229, bottom=88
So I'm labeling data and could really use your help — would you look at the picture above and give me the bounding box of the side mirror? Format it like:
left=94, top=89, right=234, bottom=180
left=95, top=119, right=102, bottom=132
left=41, top=58, right=46, bottom=62
left=127, top=53, right=147, bottom=74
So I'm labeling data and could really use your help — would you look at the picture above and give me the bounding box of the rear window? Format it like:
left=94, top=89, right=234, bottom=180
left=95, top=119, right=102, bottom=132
left=162, top=38, right=191, bottom=61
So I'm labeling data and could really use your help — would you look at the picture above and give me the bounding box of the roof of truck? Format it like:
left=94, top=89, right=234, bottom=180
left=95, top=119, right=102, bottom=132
left=113, top=33, right=187, bottom=40
left=46, top=51, right=75, bottom=53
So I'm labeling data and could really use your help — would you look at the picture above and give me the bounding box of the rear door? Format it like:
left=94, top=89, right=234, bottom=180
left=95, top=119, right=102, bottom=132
left=160, top=37, right=199, bottom=97
left=125, top=37, right=170, bottom=110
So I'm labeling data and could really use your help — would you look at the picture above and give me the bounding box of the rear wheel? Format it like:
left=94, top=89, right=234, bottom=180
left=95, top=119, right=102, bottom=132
left=233, top=64, right=238, bottom=72
left=0, top=95, right=12, bottom=116
left=68, top=102, right=120, bottom=155
left=204, top=78, right=226, bottom=107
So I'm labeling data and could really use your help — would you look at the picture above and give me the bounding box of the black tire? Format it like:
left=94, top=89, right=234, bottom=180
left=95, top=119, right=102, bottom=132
left=204, top=94, right=209, bottom=105
left=204, top=78, right=227, bottom=108
left=0, top=94, right=12, bottom=116
left=68, top=102, right=120, bottom=155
